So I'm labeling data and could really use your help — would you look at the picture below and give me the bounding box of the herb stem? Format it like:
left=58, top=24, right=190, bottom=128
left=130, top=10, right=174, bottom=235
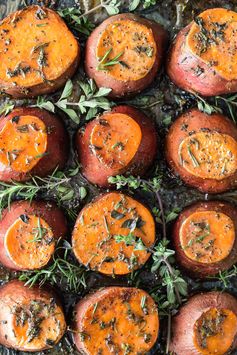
left=140, top=179, right=166, bottom=240
left=166, top=313, right=172, bottom=354
left=163, top=257, right=182, bottom=305
left=78, top=0, right=111, bottom=19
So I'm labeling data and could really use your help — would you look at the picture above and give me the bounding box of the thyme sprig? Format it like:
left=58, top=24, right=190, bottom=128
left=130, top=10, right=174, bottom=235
left=19, top=241, right=87, bottom=292
left=109, top=174, right=188, bottom=306
left=33, top=79, right=113, bottom=123
left=215, top=94, right=237, bottom=123
left=208, top=265, right=237, bottom=288
left=193, top=93, right=237, bottom=123
left=114, top=233, right=187, bottom=305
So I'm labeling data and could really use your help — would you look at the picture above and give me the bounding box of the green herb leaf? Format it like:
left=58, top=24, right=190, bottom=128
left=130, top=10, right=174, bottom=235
left=102, top=0, right=121, bottom=15
left=129, top=0, right=140, bottom=11
left=58, top=8, right=95, bottom=36
left=79, top=186, right=87, bottom=200
left=0, top=102, right=15, bottom=116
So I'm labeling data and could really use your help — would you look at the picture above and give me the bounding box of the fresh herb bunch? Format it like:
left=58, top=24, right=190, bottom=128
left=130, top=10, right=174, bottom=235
left=0, top=166, right=82, bottom=212
left=33, top=79, right=113, bottom=123
left=19, top=240, right=87, bottom=292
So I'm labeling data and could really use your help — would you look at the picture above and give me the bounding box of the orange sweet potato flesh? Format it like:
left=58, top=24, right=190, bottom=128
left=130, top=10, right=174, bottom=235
left=76, top=105, right=158, bottom=187
left=0, top=107, right=69, bottom=181
left=167, top=8, right=237, bottom=96
left=73, top=287, right=159, bottom=355
left=85, top=13, right=167, bottom=98
left=172, top=201, right=237, bottom=278
left=169, top=291, right=237, bottom=355
left=72, top=192, right=155, bottom=275
left=0, top=280, right=66, bottom=352
left=193, top=308, right=237, bottom=355
left=165, top=108, right=237, bottom=193
left=0, top=5, right=80, bottom=98
left=0, top=200, right=67, bottom=271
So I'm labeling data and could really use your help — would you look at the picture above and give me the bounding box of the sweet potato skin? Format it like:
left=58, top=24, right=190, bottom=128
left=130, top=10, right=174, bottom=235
left=0, top=280, right=66, bottom=352
left=0, top=107, right=69, bottom=181
left=169, top=291, right=237, bottom=354
left=73, top=287, right=159, bottom=354
left=0, top=6, right=80, bottom=98
left=0, top=200, right=67, bottom=271
left=76, top=105, right=158, bottom=187
left=165, top=108, right=237, bottom=193
left=167, top=24, right=237, bottom=96
left=85, top=13, right=167, bottom=98
left=172, top=201, right=237, bottom=278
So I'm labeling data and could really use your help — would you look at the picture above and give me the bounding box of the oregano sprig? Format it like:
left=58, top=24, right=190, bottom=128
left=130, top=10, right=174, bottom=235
left=58, top=0, right=121, bottom=34
left=33, top=79, right=113, bottom=123
left=129, top=0, right=158, bottom=11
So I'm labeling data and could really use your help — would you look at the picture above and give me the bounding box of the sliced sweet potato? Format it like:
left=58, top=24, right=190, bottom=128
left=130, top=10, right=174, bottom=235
left=73, top=287, right=159, bottom=354
left=0, top=107, right=69, bottom=181
left=85, top=13, right=167, bottom=97
left=0, top=5, right=80, bottom=98
left=167, top=8, right=237, bottom=96
left=0, top=280, right=66, bottom=352
left=172, top=201, right=237, bottom=278
left=76, top=105, right=158, bottom=187
left=72, top=192, right=155, bottom=276
left=0, top=200, right=67, bottom=271
left=165, top=108, right=237, bottom=193
left=169, top=291, right=237, bottom=355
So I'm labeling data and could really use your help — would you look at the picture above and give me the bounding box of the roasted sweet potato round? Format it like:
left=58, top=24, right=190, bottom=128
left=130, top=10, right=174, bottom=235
left=85, top=13, right=167, bottom=98
left=72, top=192, right=155, bottom=276
left=0, top=200, right=67, bottom=271
left=167, top=8, right=237, bottom=96
left=165, top=108, right=237, bottom=193
left=76, top=105, right=158, bottom=187
left=0, top=107, right=69, bottom=181
left=169, top=291, right=237, bottom=355
left=0, top=5, right=80, bottom=98
left=73, top=287, right=159, bottom=354
left=172, top=201, right=237, bottom=278
left=0, top=280, right=66, bottom=352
